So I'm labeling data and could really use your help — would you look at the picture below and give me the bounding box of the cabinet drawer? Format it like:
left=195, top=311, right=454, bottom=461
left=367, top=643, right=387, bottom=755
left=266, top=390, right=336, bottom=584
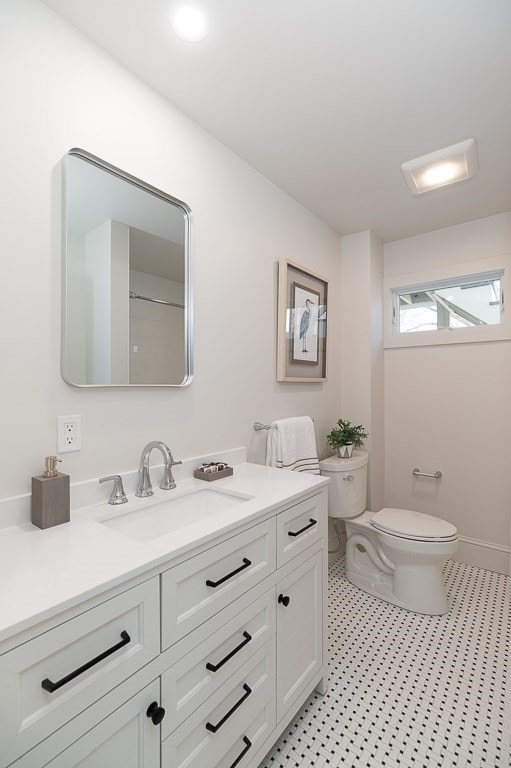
left=276, top=492, right=327, bottom=568
left=162, top=641, right=276, bottom=768
left=161, top=518, right=276, bottom=649
left=162, top=589, right=276, bottom=731
left=0, top=577, right=159, bottom=767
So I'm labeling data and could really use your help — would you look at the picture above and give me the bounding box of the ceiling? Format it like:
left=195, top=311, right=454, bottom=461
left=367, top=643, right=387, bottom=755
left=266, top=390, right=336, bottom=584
left=41, top=0, right=511, bottom=242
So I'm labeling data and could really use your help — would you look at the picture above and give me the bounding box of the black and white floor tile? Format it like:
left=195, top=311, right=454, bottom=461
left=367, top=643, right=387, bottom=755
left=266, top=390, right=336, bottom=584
left=260, top=556, right=510, bottom=768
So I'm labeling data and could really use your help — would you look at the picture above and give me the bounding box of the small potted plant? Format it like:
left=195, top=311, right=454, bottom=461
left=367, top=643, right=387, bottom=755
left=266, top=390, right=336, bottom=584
left=327, top=419, right=368, bottom=459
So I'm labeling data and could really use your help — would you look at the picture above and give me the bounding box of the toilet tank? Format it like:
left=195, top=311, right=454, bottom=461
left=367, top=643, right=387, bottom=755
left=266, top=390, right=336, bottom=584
left=319, top=450, right=368, bottom=519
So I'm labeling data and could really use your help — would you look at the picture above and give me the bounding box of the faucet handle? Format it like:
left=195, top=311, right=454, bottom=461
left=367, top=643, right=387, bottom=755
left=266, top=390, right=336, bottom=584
left=160, top=459, right=182, bottom=491
left=99, top=475, right=128, bottom=505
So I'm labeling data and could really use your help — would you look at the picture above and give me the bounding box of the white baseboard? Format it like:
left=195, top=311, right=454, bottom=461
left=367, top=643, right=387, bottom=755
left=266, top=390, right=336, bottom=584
left=454, top=535, right=510, bottom=575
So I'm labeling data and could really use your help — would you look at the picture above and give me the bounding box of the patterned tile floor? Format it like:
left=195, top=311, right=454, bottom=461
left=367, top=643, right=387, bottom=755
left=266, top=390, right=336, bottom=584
left=260, top=556, right=510, bottom=768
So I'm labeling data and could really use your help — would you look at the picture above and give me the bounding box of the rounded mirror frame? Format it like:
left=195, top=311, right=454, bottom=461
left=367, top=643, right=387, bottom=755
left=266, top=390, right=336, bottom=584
left=61, top=148, right=193, bottom=387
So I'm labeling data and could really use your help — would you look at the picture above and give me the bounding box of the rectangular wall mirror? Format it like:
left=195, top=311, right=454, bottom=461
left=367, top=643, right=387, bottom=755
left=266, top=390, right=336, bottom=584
left=62, top=148, right=193, bottom=386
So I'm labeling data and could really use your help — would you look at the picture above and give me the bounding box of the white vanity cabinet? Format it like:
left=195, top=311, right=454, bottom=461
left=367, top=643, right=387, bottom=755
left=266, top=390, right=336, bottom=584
left=0, top=482, right=327, bottom=768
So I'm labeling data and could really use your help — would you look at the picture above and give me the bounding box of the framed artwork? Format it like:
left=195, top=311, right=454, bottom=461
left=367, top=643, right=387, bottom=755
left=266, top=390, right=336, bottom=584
left=277, top=259, right=328, bottom=382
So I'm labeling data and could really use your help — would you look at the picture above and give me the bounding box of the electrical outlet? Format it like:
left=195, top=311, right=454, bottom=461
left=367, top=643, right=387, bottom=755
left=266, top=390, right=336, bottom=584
left=57, top=415, right=81, bottom=453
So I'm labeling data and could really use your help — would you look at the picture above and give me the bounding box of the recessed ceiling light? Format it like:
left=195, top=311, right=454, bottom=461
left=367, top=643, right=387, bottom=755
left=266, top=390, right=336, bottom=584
left=401, top=139, right=478, bottom=195
left=423, top=162, right=457, bottom=187
left=170, top=3, right=209, bottom=43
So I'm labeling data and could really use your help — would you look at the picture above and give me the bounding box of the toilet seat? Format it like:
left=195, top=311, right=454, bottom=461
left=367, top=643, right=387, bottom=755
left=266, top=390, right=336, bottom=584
left=371, top=507, right=458, bottom=542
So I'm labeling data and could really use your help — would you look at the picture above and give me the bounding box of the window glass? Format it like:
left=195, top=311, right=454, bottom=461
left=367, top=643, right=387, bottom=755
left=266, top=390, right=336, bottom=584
left=396, top=273, right=502, bottom=334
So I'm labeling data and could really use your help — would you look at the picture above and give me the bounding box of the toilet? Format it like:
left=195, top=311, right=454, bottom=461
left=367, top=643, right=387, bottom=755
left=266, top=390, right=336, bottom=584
left=319, top=451, right=458, bottom=615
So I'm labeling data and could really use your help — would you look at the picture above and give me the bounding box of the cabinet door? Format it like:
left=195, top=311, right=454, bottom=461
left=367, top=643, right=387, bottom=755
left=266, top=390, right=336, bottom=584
left=276, top=549, right=323, bottom=723
left=37, top=680, right=160, bottom=768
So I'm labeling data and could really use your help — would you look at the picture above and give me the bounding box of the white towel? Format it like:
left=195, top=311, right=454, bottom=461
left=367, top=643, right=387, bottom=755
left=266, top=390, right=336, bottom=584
left=265, top=416, right=320, bottom=474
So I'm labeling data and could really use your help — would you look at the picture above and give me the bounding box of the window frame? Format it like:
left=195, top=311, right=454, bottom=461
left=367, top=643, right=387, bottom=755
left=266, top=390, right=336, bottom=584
left=384, top=256, right=510, bottom=349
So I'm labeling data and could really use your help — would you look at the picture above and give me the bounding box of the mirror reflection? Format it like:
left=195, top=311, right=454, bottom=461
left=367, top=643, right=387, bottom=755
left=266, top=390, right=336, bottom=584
left=62, top=149, right=192, bottom=386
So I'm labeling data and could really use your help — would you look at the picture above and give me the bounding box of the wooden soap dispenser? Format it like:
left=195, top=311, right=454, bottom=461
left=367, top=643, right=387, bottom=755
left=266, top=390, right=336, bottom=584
left=31, top=456, right=70, bottom=529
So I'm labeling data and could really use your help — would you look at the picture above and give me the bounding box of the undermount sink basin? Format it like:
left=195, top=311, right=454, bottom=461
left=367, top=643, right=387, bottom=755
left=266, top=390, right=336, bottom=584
left=99, top=487, right=251, bottom=542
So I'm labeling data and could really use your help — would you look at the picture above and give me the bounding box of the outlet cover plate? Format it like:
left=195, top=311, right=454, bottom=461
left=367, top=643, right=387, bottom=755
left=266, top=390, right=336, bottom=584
left=57, top=415, right=81, bottom=453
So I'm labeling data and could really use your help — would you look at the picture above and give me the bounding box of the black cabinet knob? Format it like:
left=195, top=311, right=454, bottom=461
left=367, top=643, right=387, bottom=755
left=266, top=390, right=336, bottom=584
left=146, top=701, right=166, bottom=725
left=278, top=593, right=290, bottom=607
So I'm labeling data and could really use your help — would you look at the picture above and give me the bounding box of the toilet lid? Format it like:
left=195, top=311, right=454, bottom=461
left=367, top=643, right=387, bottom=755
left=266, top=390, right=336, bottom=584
left=371, top=508, right=458, bottom=542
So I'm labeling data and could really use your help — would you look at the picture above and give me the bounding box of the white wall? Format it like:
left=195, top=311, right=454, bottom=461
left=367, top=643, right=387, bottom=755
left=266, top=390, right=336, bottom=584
left=328, top=231, right=385, bottom=561
left=384, top=212, right=511, bottom=573
left=339, top=231, right=385, bottom=512
left=0, top=0, right=342, bottom=503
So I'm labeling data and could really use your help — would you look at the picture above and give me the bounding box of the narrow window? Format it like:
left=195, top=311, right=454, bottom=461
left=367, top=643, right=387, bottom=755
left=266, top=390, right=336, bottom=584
left=393, top=271, right=503, bottom=335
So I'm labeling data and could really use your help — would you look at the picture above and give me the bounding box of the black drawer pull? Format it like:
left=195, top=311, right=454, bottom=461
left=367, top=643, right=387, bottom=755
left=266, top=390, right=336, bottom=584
left=41, top=630, right=131, bottom=693
left=206, top=631, right=252, bottom=672
left=278, top=593, right=290, bottom=607
left=288, top=518, right=317, bottom=537
left=206, top=558, right=252, bottom=588
left=229, top=736, right=252, bottom=768
left=205, top=683, right=252, bottom=733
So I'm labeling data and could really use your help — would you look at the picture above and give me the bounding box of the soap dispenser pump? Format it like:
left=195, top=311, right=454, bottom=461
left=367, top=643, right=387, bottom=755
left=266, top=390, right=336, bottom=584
left=31, top=456, right=70, bottom=529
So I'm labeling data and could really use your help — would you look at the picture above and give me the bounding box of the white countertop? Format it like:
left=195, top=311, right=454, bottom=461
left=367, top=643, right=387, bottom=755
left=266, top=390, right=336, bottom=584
left=0, top=462, right=328, bottom=643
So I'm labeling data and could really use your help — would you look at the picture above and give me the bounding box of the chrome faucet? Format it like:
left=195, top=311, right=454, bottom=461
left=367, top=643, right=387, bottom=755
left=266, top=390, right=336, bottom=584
left=135, top=441, right=182, bottom=497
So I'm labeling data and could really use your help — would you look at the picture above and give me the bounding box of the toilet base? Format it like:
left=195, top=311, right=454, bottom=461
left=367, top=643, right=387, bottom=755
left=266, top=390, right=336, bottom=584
left=344, top=513, right=457, bottom=615
left=345, top=569, right=450, bottom=615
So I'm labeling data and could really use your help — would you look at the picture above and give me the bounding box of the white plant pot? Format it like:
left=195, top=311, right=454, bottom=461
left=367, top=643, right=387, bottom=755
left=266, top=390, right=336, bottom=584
left=337, top=443, right=354, bottom=459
